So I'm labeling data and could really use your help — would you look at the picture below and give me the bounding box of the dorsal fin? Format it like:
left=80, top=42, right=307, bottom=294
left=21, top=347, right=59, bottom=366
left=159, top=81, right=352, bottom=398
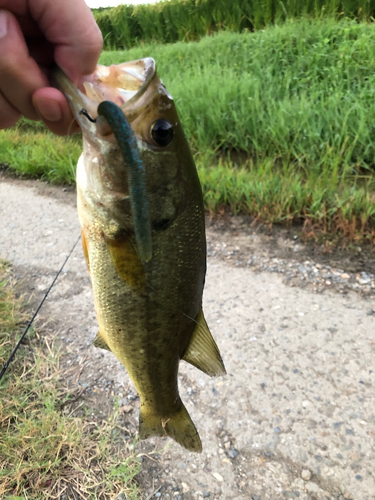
left=182, top=309, right=226, bottom=377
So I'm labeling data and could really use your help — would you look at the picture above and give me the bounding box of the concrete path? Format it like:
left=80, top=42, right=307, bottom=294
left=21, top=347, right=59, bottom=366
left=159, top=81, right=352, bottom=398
left=0, top=178, right=374, bottom=500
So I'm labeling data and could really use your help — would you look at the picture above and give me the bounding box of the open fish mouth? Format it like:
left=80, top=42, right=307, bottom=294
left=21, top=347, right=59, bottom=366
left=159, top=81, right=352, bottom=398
left=55, top=58, right=156, bottom=134
left=55, top=60, right=156, bottom=262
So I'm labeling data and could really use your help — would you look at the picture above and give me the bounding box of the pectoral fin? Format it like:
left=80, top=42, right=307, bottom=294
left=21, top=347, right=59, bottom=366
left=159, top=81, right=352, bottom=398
left=81, top=230, right=90, bottom=273
left=93, top=331, right=111, bottom=352
left=182, top=309, right=226, bottom=377
left=105, top=237, right=145, bottom=289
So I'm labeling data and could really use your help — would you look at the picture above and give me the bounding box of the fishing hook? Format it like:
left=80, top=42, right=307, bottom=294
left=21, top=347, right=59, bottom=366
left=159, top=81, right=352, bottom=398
left=80, top=109, right=97, bottom=123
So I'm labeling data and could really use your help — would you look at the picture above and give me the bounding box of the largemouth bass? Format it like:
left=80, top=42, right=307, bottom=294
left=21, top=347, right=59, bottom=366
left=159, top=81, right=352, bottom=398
left=56, top=59, right=225, bottom=452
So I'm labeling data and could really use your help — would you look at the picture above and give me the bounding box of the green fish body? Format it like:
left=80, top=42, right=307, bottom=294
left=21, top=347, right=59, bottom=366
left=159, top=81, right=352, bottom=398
left=56, top=59, right=225, bottom=452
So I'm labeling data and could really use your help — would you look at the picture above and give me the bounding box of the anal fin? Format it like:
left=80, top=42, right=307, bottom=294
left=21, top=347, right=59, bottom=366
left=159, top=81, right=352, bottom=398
left=182, top=309, right=226, bottom=377
left=93, top=331, right=111, bottom=352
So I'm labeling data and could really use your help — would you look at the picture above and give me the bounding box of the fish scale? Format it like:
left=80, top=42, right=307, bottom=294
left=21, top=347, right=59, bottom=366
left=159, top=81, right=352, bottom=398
left=90, top=208, right=202, bottom=413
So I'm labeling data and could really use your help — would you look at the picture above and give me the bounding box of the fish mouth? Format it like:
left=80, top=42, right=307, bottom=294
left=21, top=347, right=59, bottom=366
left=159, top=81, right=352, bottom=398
left=55, top=58, right=156, bottom=135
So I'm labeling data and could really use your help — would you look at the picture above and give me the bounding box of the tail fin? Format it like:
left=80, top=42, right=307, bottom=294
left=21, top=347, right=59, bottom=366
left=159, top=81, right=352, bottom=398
left=139, top=401, right=202, bottom=452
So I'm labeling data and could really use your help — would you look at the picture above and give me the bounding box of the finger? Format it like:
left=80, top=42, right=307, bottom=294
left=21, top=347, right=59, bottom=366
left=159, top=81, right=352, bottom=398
left=32, top=87, right=80, bottom=136
left=0, top=1, right=50, bottom=37
left=29, top=0, right=103, bottom=82
left=0, top=10, right=49, bottom=120
left=27, top=39, right=54, bottom=67
left=0, top=92, right=21, bottom=129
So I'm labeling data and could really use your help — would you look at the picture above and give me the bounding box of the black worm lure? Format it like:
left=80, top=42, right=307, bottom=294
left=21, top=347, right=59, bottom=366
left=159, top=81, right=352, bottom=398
left=80, top=103, right=152, bottom=262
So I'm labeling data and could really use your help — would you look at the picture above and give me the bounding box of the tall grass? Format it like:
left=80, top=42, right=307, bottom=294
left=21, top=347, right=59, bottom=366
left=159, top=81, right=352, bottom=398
left=95, top=0, right=374, bottom=49
left=100, top=18, right=375, bottom=176
left=1, top=18, right=374, bottom=238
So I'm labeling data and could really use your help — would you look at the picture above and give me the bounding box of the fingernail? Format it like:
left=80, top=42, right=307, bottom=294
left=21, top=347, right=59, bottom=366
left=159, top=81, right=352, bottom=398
left=35, top=99, right=62, bottom=122
left=0, top=11, right=8, bottom=39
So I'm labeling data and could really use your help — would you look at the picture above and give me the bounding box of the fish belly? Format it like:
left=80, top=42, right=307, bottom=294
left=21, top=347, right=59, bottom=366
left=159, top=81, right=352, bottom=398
left=88, top=236, right=203, bottom=451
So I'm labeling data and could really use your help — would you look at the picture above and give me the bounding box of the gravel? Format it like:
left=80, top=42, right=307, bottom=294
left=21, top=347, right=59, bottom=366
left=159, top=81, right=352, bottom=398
left=207, top=239, right=375, bottom=297
left=227, top=449, right=239, bottom=459
left=301, top=470, right=312, bottom=481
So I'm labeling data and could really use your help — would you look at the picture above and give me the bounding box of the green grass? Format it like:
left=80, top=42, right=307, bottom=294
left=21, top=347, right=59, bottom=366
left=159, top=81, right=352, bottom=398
left=0, top=261, right=141, bottom=499
left=1, top=18, right=374, bottom=240
left=197, top=155, right=375, bottom=240
left=94, top=0, right=374, bottom=50
left=100, top=18, right=375, bottom=172
left=0, top=120, right=81, bottom=184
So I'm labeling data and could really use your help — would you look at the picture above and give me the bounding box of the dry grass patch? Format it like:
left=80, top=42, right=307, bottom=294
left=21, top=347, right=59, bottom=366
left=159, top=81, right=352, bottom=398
left=0, top=262, right=140, bottom=499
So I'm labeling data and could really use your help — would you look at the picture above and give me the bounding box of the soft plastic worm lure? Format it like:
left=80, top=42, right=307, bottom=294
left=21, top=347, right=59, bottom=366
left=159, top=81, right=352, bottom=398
left=81, top=103, right=152, bottom=262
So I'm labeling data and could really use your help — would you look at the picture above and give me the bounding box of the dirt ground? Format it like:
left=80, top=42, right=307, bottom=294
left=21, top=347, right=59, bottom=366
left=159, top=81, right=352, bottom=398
left=1, top=175, right=374, bottom=500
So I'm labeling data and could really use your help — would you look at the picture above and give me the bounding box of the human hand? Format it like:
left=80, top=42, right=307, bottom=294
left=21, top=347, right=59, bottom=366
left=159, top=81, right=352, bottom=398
left=0, top=0, right=102, bottom=135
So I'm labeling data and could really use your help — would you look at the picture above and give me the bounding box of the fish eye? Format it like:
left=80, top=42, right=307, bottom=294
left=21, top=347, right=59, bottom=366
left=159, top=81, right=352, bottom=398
left=151, top=119, right=174, bottom=147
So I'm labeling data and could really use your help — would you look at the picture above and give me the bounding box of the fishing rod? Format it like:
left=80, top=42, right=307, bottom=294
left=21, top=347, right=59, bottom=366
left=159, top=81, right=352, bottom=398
left=0, top=235, right=81, bottom=382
